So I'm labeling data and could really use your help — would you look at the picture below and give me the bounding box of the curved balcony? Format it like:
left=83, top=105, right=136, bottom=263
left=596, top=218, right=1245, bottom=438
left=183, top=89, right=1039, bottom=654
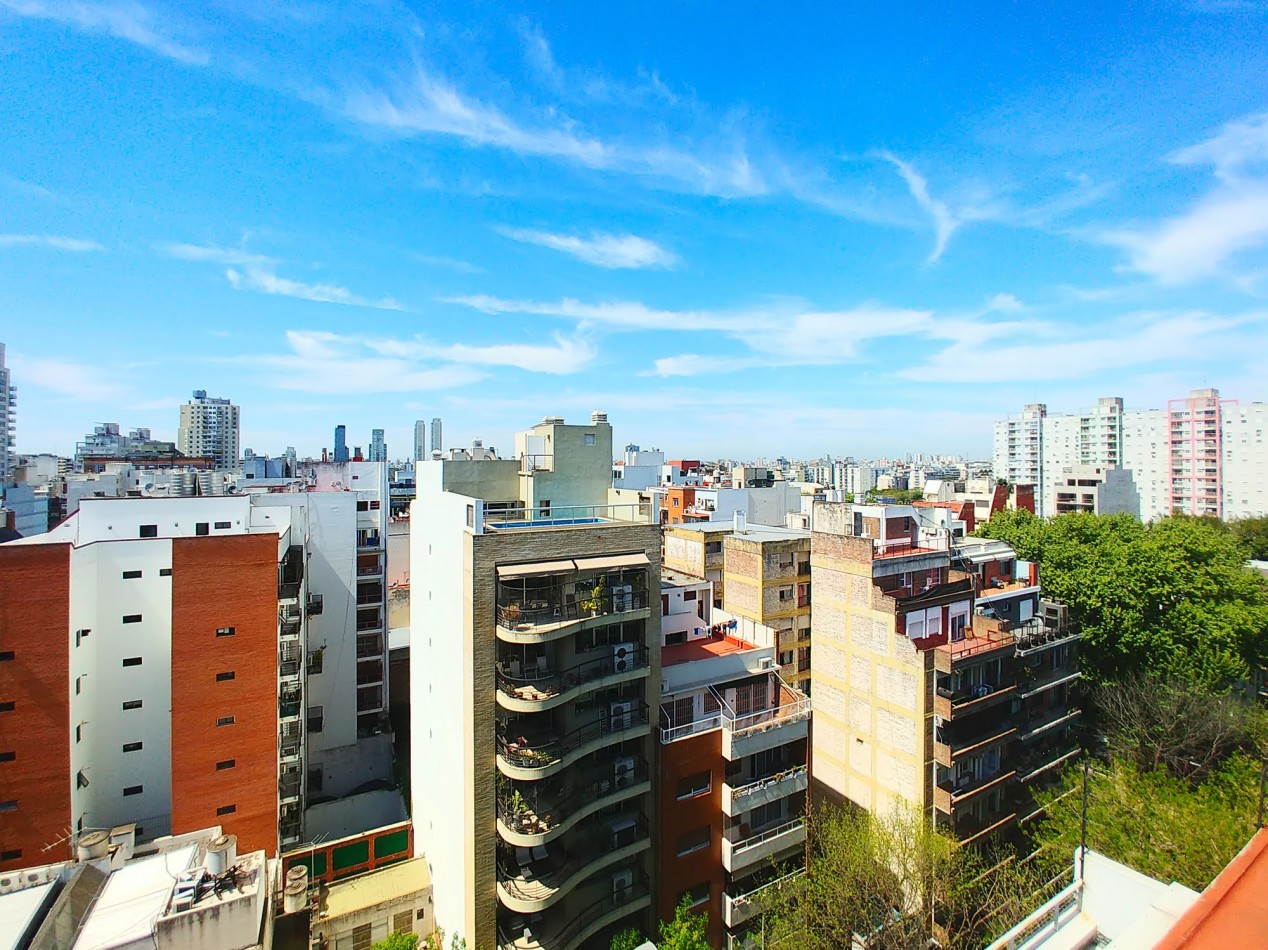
left=496, top=814, right=649, bottom=914
left=499, top=873, right=650, bottom=950
left=496, top=569, right=651, bottom=644
left=496, top=703, right=651, bottom=781
left=496, top=644, right=650, bottom=712
left=497, top=758, right=650, bottom=846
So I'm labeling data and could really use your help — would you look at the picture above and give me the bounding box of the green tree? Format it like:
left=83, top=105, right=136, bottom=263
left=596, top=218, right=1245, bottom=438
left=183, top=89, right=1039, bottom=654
left=608, top=929, right=644, bottom=950
left=372, top=934, right=419, bottom=950
left=658, top=895, right=710, bottom=950
left=1029, top=752, right=1261, bottom=892
left=975, top=511, right=1268, bottom=688
left=1231, top=515, right=1268, bottom=560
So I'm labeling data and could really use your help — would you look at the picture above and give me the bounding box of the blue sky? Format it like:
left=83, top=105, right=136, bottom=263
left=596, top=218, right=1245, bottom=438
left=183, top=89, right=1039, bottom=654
left=2, top=1, right=1267, bottom=461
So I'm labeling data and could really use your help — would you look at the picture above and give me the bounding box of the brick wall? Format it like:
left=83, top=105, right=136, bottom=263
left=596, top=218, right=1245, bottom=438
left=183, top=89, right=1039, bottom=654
left=0, top=543, right=71, bottom=870
left=658, top=730, right=724, bottom=949
left=170, top=534, right=278, bottom=856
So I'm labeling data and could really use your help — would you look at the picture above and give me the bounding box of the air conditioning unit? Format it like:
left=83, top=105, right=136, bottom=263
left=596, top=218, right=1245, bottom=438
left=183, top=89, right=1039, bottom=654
left=614, top=755, right=636, bottom=788
left=758, top=656, right=775, bottom=670
left=612, top=584, right=633, bottom=612
left=1040, top=600, right=1068, bottom=628
left=612, top=642, right=635, bottom=672
left=610, top=701, right=633, bottom=730
left=612, top=867, right=634, bottom=901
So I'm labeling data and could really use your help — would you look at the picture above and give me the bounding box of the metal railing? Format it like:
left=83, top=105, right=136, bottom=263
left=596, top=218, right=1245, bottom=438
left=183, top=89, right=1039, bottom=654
left=727, top=764, right=808, bottom=805
left=724, top=817, right=805, bottom=854
left=498, top=872, right=650, bottom=950
left=497, top=814, right=649, bottom=901
left=727, top=693, right=811, bottom=739
left=497, top=703, right=651, bottom=771
left=497, top=758, right=649, bottom=838
left=496, top=644, right=649, bottom=702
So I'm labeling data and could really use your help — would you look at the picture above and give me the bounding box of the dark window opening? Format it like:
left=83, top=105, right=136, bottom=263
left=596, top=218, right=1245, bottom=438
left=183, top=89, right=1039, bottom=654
left=217, top=804, right=236, bottom=815
left=123, top=742, right=142, bottom=752
left=122, top=657, right=142, bottom=667
left=0, top=652, right=13, bottom=662
left=159, top=568, right=172, bottom=577
left=214, top=521, right=231, bottom=529
left=139, top=524, right=157, bottom=538
left=122, top=570, right=142, bottom=579
left=1, top=849, right=21, bottom=861
left=123, top=785, right=143, bottom=796
left=216, top=671, right=235, bottom=682
left=122, top=614, right=142, bottom=624
left=216, top=759, right=236, bottom=770
left=122, top=700, right=142, bottom=710
left=216, top=715, right=235, bottom=727
left=216, top=627, right=235, bottom=637
left=195, top=522, right=210, bottom=536
left=0, top=751, right=14, bottom=762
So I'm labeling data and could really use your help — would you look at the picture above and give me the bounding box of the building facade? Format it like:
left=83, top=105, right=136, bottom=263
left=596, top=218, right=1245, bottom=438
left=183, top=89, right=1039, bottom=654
left=177, top=391, right=240, bottom=469
left=0, top=342, right=13, bottom=481
left=809, top=503, right=1080, bottom=847
left=370, top=429, right=388, bottom=463
left=430, top=418, right=443, bottom=457
left=411, top=415, right=660, bottom=950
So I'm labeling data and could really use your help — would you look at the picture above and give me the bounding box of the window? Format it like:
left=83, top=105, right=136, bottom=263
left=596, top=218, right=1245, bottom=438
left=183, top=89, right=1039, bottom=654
left=75, top=628, right=91, bottom=646
left=123, top=785, right=143, bottom=796
left=216, top=715, right=235, bottom=727
left=123, top=742, right=142, bottom=752
left=0, top=801, right=16, bottom=812
left=75, top=724, right=82, bottom=742
left=393, top=910, right=414, bottom=935
left=122, top=570, right=142, bottom=579
left=1, top=849, right=21, bottom=861
left=122, top=614, right=142, bottom=624
left=0, top=702, right=12, bottom=713
left=0, top=751, right=13, bottom=762
left=0, top=651, right=13, bottom=662
left=122, top=700, right=142, bottom=710
left=676, top=826, right=710, bottom=857
left=357, top=500, right=370, bottom=511
left=585, top=433, right=597, bottom=445
left=77, top=770, right=90, bottom=788
left=214, top=521, right=231, bottom=530
left=159, top=568, right=172, bottom=577
left=139, top=524, right=157, bottom=538
left=681, top=882, right=710, bottom=908
left=216, top=759, right=236, bottom=770
left=669, top=696, right=694, bottom=727
left=677, top=770, right=711, bottom=799
left=684, top=590, right=696, bottom=601
left=215, top=626, right=235, bottom=637
left=217, top=804, right=236, bottom=816
left=307, top=706, right=324, bottom=732
left=216, top=671, right=235, bottom=682
left=122, top=657, right=142, bottom=667
left=195, top=522, right=210, bottom=536
left=75, top=677, right=82, bottom=695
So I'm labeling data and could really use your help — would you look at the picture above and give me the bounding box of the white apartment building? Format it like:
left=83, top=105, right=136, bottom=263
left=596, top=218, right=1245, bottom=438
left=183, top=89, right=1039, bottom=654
left=1051, top=465, right=1140, bottom=517
left=995, top=391, right=1268, bottom=521
left=0, top=343, right=13, bottom=481
left=177, top=391, right=241, bottom=468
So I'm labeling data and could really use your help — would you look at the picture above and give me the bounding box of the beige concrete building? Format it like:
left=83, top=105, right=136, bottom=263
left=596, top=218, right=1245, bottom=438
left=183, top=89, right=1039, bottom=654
left=410, top=414, right=662, bottom=950
left=313, top=858, right=434, bottom=949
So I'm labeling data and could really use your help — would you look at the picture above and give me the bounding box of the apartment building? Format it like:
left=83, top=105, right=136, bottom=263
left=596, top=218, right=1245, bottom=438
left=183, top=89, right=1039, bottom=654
left=411, top=413, right=661, bottom=950
left=0, top=342, right=14, bottom=481
left=657, top=579, right=810, bottom=950
left=1051, top=465, right=1139, bottom=517
left=0, top=496, right=288, bottom=870
left=177, top=391, right=240, bottom=469
left=809, top=503, right=1080, bottom=846
left=995, top=390, right=1268, bottom=521
left=663, top=518, right=812, bottom=694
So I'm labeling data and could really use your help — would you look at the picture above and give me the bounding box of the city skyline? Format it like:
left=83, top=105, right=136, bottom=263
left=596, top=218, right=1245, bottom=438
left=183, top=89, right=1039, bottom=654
left=2, top=2, right=1267, bottom=457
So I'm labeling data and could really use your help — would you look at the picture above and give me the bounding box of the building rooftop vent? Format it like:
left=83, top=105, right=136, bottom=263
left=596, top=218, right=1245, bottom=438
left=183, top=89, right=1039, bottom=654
left=591, top=410, right=609, bottom=425
left=541, top=416, right=565, bottom=426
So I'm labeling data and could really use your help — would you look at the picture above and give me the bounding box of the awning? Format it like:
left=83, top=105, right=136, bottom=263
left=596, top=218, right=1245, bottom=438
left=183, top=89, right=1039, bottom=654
left=573, top=552, right=651, bottom=572
left=496, top=559, right=577, bottom=580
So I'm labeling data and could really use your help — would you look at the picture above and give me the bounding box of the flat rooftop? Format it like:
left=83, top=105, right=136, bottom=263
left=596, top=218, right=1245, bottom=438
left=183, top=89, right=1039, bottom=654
left=323, top=858, right=431, bottom=920
left=662, top=569, right=710, bottom=588
left=670, top=520, right=809, bottom=541
left=663, top=634, right=759, bottom=667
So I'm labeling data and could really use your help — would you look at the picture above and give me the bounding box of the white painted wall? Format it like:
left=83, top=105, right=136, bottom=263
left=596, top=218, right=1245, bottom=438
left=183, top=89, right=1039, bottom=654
left=410, top=489, right=476, bottom=943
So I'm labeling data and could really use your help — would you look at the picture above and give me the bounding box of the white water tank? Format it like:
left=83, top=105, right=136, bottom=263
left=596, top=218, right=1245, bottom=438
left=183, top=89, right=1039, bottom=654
left=283, top=865, right=309, bottom=914
left=206, top=834, right=237, bottom=875
left=77, top=831, right=110, bottom=862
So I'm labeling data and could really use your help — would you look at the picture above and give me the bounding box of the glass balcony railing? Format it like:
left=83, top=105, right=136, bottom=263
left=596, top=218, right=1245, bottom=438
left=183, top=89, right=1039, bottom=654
left=497, top=703, right=651, bottom=774
left=496, top=644, right=649, bottom=706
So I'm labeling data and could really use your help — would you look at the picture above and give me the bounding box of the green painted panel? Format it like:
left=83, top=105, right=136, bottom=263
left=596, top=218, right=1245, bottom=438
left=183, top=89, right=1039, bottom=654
left=373, top=829, right=409, bottom=858
left=332, top=840, right=370, bottom=872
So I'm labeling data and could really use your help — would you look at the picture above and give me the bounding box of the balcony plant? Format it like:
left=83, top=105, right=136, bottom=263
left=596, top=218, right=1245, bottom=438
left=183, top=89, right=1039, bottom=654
left=503, top=603, right=522, bottom=622
left=579, top=576, right=608, bottom=616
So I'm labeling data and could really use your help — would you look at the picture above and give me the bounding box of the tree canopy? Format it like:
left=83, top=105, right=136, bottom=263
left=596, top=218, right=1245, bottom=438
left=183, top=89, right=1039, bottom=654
left=609, top=895, right=710, bottom=950
left=1231, top=516, right=1268, bottom=561
left=975, top=510, right=1268, bottom=688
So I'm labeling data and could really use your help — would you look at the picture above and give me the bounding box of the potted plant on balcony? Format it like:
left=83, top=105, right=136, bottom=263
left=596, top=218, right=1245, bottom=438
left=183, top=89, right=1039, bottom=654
left=503, top=603, right=522, bottom=623
left=579, top=577, right=607, bottom=616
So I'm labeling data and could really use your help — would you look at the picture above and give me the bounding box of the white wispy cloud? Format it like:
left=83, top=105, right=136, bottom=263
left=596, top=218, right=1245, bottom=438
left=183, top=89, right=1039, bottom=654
left=0, top=232, right=103, bottom=251
left=1105, top=112, right=1268, bottom=285
left=225, top=267, right=404, bottom=311
left=0, top=0, right=207, bottom=64
left=160, top=242, right=275, bottom=267
left=412, top=253, right=483, bottom=274
left=6, top=351, right=128, bottom=400
left=336, top=67, right=768, bottom=198
left=498, top=227, right=678, bottom=269
left=877, top=151, right=959, bottom=262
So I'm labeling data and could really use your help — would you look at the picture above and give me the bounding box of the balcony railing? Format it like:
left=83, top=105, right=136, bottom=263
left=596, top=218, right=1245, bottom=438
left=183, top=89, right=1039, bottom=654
left=497, top=758, right=650, bottom=841
left=1013, top=622, right=1081, bottom=655
left=497, top=577, right=651, bottom=631
left=723, top=764, right=809, bottom=816
left=498, top=872, right=650, bottom=950
left=1017, top=707, right=1082, bottom=742
left=496, top=645, right=649, bottom=706
left=721, top=817, right=806, bottom=872
left=497, top=703, right=651, bottom=773
left=723, top=868, right=805, bottom=928
left=497, top=813, right=649, bottom=907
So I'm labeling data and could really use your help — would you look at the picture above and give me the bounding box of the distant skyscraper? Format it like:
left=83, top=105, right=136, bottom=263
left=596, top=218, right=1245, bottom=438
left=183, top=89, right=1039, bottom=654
left=0, top=343, right=13, bottom=481
left=177, top=390, right=240, bottom=468
left=414, top=420, right=427, bottom=461
left=334, top=424, right=349, bottom=462
left=369, top=429, right=387, bottom=463
left=430, top=417, right=442, bottom=456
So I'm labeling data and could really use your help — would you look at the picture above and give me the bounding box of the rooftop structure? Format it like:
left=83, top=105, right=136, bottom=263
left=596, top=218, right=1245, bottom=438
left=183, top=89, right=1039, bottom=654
left=178, top=392, right=240, bottom=470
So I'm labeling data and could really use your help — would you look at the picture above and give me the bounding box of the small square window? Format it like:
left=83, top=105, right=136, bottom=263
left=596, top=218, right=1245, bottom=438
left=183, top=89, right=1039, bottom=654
left=214, top=521, right=231, bottom=530
left=216, top=671, right=235, bottom=682
left=196, top=523, right=210, bottom=536
left=0, top=652, right=13, bottom=662
left=122, top=700, right=143, bottom=711
left=139, top=524, right=158, bottom=538
left=585, top=433, right=596, bottom=446
left=122, top=614, right=142, bottom=624
left=122, top=570, right=142, bottom=579
left=122, top=657, right=142, bottom=667
left=123, top=785, right=143, bottom=796
left=1, top=849, right=21, bottom=861
left=216, top=715, right=235, bottom=727
left=0, top=751, right=14, bottom=762
left=159, top=568, right=172, bottom=577
left=216, top=804, right=236, bottom=815
left=216, top=627, right=235, bottom=638
left=123, top=741, right=142, bottom=752
left=0, top=703, right=12, bottom=713
left=216, top=759, right=236, bottom=770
